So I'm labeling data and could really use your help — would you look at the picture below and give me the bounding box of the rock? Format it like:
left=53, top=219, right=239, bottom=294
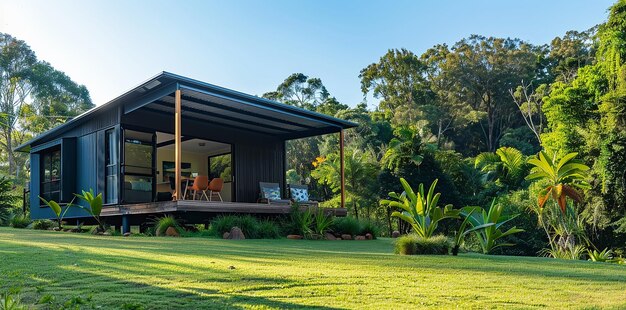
left=287, top=234, right=303, bottom=240
left=310, top=233, right=323, bottom=240
left=228, top=227, right=245, bottom=240
left=392, top=231, right=401, bottom=238
left=223, top=232, right=230, bottom=239
left=103, top=231, right=111, bottom=236
left=324, top=233, right=337, bottom=240
left=341, top=234, right=352, bottom=240
left=52, top=227, right=61, bottom=231
left=123, top=232, right=131, bottom=237
left=365, top=233, right=373, bottom=240
left=355, top=235, right=366, bottom=240
left=165, top=226, right=180, bottom=237
left=228, top=265, right=236, bottom=270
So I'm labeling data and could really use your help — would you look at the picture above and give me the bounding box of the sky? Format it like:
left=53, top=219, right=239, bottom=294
left=0, top=0, right=616, bottom=109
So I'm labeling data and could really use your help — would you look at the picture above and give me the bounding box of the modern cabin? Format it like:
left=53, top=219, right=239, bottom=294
left=16, top=72, right=356, bottom=233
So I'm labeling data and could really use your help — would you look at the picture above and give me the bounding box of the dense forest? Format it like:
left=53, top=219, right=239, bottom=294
left=1, top=1, right=625, bottom=257
left=269, top=1, right=626, bottom=255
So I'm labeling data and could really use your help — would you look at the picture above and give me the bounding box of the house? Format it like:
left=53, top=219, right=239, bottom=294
left=15, top=72, right=356, bottom=233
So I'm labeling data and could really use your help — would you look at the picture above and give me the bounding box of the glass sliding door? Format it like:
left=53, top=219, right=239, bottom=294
left=105, top=129, right=119, bottom=204
left=122, top=129, right=155, bottom=203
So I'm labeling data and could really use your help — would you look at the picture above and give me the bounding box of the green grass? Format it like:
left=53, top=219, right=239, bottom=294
left=0, top=228, right=625, bottom=309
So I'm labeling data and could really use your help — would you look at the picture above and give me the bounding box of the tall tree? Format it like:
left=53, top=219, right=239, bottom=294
left=0, top=33, right=93, bottom=178
left=437, top=35, right=542, bottom=151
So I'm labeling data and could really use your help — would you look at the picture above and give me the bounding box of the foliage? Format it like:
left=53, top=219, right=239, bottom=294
left=209, top=215, right=281, bottom=239
left=462, top=199, right=524, bottom=254
left=526, top=151, right=589, bottom=212
left=452, top=209, right=495, bottom=255
left=32, top=219, right=54, bottom=230
left=357, top=219, right=380, bottom=238
left=154, top=216, right=182, bottom=236
left=382, top=178, right=459, bottom=238
left=0, top=292, right=26, bottom=310
left=313, top=210, right=333, bottom=236
left=0, top=177, right=19, bottom=225
left=475, top=147, right=527, bottom=190
left=540, top=244, right=587, bottom=260
left=587, top=248, right=614, bottom=262
left=394, top=234, right=451, bottom=255
left=331, top=216, right=361, bottom=236
left=74, top=189, right=105, bottom=232
left=9, top=214, right=30, bottom=229
left=311, top=148, right=379, bottom=218
left=38, top=196, right=73, bottom=229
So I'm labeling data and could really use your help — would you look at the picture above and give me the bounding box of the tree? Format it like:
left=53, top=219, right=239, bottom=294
left=475, top=146, right=527, bottom=190
left=263, top=73, right=330, bottom=111
left=311, top=148, right=379, bottom=219
left=360, top=48, right=432, bottom=126
left=437, top=35, right=543, bottom=151
left=0, top=33, right=93, bottom=178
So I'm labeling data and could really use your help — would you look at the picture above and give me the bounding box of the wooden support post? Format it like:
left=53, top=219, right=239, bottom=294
left=174, top=89, right=182, bottom=200
left=340, top=129, right=345, bottom=210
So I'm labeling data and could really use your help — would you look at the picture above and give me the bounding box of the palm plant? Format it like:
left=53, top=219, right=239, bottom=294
left=461, top=199, right=524, bottom=254
left=475, top=146, right=526, bottom=189
left=382, top=126, right=436, bottom=172
left=74, top=189, right=104, bottom=232
left=526, top=151, right=590, bottom=212
left=38, top=196, right=74, bottom=229
left=381, top=178, right=460, bottom=238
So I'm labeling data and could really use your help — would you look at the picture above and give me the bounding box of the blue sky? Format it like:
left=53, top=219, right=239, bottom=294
left=0, top=0, right=615, bottom=108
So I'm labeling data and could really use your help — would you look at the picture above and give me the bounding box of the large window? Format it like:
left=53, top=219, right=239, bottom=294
left=105, top=129, right=118, bottom=204
left=209, top=153, right=232, bottom=182
left=40, top=147, right=61, bottom=202
left=122, top=130, right=154, bottom=203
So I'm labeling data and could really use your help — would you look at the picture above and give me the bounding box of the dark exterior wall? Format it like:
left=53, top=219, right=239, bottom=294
left=29, top=107, right=119, bottom=220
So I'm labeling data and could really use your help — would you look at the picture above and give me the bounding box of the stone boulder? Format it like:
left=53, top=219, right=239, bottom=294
left=165, top=226, right=180, bottom=237
left=287, top=234, right=303, bottom=239
left=228, top=227, right=245, bottom=240
left=355, top=235, right=366, bottom=240
left=341, top=234, right=352, bottom=240
left=365, top=233, right=373, bottom=240
left=392, top=231, right=401, bottom=238
left=324, top=233, right=337, bottom=240
left=123, top=232, right=131, bottom=237
left=223, top=232, right=230, bottom=239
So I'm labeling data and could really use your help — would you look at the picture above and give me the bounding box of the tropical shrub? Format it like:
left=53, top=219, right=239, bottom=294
left=313, top=209, right=334, bottom=236
left=394, top=234, right=451, bottom=255
left=288, top=205, right=314, bottom=237
left=209, top=215, right=281, bottom=239
left=358, top=219, right=381, bottom=238
left=257, top=220, right=281, bottom=239
left=381, top=178, right=460, bottom=238
left=452, top=209, right=494, bottom=255
left=475, top=146, right=527, bottom=190
left=461, top=199, right=524, bottom=254
left=154, top=216, right=182, bottom=236
left=39, top=196, right=73, bottom=229
left=331, top=216, right=361, bottom=236
left=586, top=248, right=617, bottom=263
left=74, top=189, right=105, bottom=232
left=10, top=214, right=30, bottom=228
left=32, top=219, right=54, bottom=230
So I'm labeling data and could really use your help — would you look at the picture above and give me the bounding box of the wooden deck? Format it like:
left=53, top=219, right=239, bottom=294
left=101, top=200, right=347, bottom=217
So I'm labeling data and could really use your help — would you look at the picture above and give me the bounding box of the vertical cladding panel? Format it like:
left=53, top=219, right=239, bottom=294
left=234, top=139, right=285, bottom=203
left=28, top=153, right=50, bottom=220
left=65, top=132, right=98, bottom=217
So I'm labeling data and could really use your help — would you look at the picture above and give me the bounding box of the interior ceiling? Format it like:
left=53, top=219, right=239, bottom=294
left=157, top=132, right=230, bottom=154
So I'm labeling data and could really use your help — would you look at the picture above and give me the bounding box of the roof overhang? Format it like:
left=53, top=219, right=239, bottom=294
left=15, top=72, right=358, bottom=152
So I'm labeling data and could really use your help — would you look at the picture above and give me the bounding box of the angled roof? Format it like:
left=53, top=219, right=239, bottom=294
left=16, top=72, right=357, bottom=152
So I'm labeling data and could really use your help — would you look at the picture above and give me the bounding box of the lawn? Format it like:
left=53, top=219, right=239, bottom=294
left=0, top=228, right=625, bottom=309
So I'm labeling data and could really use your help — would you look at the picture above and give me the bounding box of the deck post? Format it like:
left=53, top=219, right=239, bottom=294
left=340, top=129, right=345, bottom=210
left=122, top=215, right=130, bottom=234
left=174, top=89, right=182, bottom=200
